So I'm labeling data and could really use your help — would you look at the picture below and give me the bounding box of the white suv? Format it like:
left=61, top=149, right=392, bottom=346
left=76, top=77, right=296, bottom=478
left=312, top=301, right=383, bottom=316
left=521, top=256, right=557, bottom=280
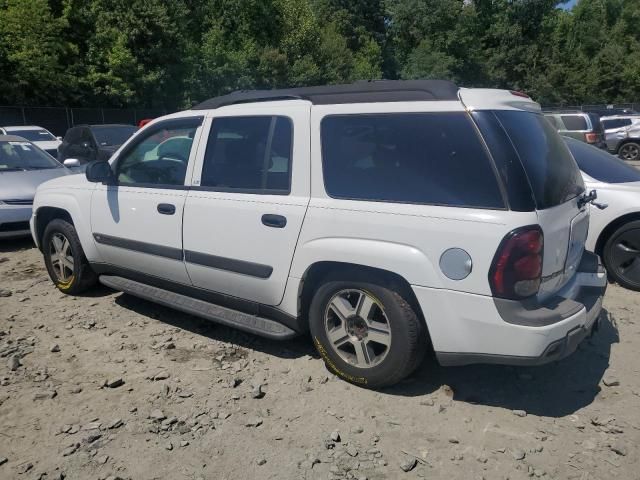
left=30, top=81, right=607, bottom=388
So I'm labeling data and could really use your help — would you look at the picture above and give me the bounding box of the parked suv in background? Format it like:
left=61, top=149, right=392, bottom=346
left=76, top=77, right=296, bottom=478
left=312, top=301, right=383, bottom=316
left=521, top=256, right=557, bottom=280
left=600, top=115, right=640, bottom=161
left=58, top=124, right=137, bottom=165
left=544, top=111, right=606, bottom=149
left=30, top=81, right=606, bottom=388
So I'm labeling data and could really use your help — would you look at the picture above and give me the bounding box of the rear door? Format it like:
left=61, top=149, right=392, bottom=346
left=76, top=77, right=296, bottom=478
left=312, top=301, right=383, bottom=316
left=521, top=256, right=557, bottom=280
left=494, top=110, right=587, bottom=300
left=183, top=103, right=310, bottom=306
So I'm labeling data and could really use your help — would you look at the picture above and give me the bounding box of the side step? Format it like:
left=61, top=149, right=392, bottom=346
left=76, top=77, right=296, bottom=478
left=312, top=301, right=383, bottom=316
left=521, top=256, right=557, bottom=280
left=99, top=275, right=297, bottom=340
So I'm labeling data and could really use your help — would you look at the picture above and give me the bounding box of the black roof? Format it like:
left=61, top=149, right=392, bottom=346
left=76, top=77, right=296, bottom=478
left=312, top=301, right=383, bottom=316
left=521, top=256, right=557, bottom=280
left=193, top=80, right=459, bottom=110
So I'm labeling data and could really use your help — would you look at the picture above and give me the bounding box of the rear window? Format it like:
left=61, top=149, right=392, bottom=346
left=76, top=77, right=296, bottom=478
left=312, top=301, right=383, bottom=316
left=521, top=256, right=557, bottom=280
left=6, top=129, right=55, bottom=142
left=564, top=137, right=640, bottom=183
left=495, top=111, right=584, bottom=209
left=320, top=113, right=505, bottom=208
left=560, top=115, right=588, bottom=131
left=90, top=125, right=137, bottom=146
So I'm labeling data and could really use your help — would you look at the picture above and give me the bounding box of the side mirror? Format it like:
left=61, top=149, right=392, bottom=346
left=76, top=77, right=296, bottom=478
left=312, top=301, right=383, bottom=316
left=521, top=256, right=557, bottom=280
left=63, top=158, right=81, bottom=168
left=85, top=161, right=114, bottom=184
left=56, top=136, right=62, bottom=141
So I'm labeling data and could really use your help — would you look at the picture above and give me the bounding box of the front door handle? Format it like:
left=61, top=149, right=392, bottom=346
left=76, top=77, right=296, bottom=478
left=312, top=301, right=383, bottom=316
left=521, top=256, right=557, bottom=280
left=262, top=214, right=287, bottom=228
left=157, top=203, right=176, bottom=215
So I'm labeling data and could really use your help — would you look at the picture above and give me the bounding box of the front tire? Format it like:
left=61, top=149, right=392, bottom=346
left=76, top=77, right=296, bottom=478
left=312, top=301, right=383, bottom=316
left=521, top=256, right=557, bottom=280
left=309, top=277, right=426, bottom=388
left=43, top=219, right=97, bottom=294
left=603, top=220, right=640, bottom=291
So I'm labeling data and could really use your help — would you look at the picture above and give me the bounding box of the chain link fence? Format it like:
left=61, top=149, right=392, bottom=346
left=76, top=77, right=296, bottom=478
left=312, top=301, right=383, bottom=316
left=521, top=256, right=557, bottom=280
left=0, top=106, right=171, bottom=137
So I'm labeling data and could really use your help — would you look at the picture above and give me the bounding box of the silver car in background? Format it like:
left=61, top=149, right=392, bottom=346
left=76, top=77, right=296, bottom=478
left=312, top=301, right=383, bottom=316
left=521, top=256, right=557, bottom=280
left=0, top=135, right=70, bottom=239
left=600, top=115, right=640, bottom=160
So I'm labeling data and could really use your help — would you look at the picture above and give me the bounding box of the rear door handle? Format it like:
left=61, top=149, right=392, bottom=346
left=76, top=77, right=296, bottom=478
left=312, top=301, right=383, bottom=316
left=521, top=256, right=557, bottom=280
left=262, top=214, right=287, bottom=228
left=157, top=203, right=176, bottom=215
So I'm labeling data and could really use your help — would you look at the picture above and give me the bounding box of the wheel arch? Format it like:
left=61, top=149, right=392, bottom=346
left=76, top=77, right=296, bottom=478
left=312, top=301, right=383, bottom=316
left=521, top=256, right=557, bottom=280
left=34, top=207, right=74, bottom=251
left=595, top=211, right=640, bottom=257
left=297, top=261, right=430, bottom=339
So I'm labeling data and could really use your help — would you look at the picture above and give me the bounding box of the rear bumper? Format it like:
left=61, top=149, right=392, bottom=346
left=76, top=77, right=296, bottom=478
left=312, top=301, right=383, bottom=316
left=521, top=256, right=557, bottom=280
left=0, top=205, right=33, bottom=239
left=413, top=251, right=607, bottom=366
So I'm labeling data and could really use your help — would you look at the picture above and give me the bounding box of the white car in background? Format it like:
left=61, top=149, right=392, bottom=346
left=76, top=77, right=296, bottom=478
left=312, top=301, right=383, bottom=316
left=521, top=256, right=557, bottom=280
left=0, top=126, right=62, bottom=159
left=565, top=136, right=640, bottom=291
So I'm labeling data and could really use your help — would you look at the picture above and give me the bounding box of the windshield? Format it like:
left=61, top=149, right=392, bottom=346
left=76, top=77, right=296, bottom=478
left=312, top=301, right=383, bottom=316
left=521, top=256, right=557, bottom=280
left=494, top=110, right=585, bottom=209
left=0, top=141, right=62, bottom=170
left=7, top=129, right=56, bottom=142
left=563, top=136, right=640, bottom=183
left=91, top=126, right=137, bottom=146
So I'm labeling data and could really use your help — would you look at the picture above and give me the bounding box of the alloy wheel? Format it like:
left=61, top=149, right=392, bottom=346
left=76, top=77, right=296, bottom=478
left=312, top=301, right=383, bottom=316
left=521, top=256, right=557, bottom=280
left=323, top=289, right=392, bottom=368
left=49, top=233, right=75, bottom=284
left=610, top=228, right=640, bottom=286
left=619, top=143, right=640, bottom=161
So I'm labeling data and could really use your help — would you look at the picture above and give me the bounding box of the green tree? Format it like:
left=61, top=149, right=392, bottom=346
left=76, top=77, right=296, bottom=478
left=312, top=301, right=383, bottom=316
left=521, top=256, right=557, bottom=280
left=0, top=0, right=77, bottom=104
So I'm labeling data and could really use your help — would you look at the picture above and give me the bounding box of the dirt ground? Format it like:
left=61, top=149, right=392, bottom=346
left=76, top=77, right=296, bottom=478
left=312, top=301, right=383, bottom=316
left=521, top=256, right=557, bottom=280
left=1, top=238, right=639, bottom=480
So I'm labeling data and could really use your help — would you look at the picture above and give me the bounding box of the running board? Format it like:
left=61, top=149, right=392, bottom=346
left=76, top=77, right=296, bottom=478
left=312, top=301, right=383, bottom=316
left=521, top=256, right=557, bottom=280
left=99, top=275, right=297, bottom=340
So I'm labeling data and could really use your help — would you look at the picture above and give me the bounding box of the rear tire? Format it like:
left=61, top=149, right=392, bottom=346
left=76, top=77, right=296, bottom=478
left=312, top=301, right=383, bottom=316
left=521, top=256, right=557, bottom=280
left=603, top=220, right=640, bottom=291
left=618, top=142, right=640, bottom=161
left=309, top=276, right=426, bottom=388
left=42, top=219, right=97, bottom=294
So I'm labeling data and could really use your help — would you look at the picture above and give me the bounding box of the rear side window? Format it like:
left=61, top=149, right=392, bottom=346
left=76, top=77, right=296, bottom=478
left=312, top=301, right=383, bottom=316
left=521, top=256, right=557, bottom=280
left=201, top=116, right=292, bottom=194
left=495, top=111, right=584, bottom=209
left=320, top=113, right=505, bottom=209
left=560, top=115, right=588, bottom=131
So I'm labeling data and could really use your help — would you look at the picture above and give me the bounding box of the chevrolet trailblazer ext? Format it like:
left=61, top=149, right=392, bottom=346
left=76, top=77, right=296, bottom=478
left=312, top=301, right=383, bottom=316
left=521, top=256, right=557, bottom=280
left=30, top=81, right=606, bottom=388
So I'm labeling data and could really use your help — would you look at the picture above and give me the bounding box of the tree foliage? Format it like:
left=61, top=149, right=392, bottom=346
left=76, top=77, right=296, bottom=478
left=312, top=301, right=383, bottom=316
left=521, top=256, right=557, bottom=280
left=0, top=0, right=639, bottom=108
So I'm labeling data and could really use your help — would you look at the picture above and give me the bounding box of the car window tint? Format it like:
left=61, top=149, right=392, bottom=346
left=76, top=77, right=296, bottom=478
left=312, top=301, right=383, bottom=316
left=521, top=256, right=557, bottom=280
left=115, top=121, right=200, bottom=186
left=495, top=111, right=584, bottom=209
left=564, top=137, right=640, bottom=183
left=560, top=115, right=588, bottom=131
left=320, top=113, right=504, bottom=208
left=201, top=116, right=292, bottom=193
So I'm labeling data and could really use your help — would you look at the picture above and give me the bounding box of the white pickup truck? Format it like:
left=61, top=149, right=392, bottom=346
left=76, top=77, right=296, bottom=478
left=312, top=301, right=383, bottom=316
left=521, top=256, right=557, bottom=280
left=30, top=80, right=607, bottom=388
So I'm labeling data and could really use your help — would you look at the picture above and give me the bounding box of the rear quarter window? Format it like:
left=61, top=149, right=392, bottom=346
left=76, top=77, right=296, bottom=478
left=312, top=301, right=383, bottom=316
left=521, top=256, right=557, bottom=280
left=495, top=111, right=585, bottom=209
left=320, top=112, right=505, bottom=209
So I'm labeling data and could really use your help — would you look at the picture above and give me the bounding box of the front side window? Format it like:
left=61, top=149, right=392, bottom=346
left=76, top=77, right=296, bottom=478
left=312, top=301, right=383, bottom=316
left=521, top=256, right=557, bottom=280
left=115, top=120, right=200, bottom=186
left=320, top=113, right=505, bottom=208
left=200, top=116, right=292, bottom=193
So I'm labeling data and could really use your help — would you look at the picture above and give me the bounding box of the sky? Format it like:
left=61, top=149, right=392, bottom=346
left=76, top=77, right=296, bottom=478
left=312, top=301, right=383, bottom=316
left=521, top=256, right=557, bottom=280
left=560, top=0, right=579, bottom=9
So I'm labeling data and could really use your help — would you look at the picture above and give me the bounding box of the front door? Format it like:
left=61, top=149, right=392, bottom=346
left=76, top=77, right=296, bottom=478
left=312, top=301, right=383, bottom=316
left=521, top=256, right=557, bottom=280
left=183, top=105, right=310, bottom=305
left=91, top=117, right=203, bottom=284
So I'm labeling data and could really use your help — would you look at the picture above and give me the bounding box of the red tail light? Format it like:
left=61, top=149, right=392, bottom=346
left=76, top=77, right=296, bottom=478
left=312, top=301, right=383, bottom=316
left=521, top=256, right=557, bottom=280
left=585, top=132, right=598, bottom=143
left=489, top=226, right=544, bottom=300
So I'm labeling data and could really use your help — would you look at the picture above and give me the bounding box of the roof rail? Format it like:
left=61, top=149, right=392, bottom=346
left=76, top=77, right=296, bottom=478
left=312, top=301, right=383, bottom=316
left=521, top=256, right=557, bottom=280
left=192, top=80, right=459, bottom=110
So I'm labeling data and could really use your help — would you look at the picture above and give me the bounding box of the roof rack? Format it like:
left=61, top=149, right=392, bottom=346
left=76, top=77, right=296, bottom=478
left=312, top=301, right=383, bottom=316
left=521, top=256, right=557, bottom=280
left=193, top=80, right=459, bottom=110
